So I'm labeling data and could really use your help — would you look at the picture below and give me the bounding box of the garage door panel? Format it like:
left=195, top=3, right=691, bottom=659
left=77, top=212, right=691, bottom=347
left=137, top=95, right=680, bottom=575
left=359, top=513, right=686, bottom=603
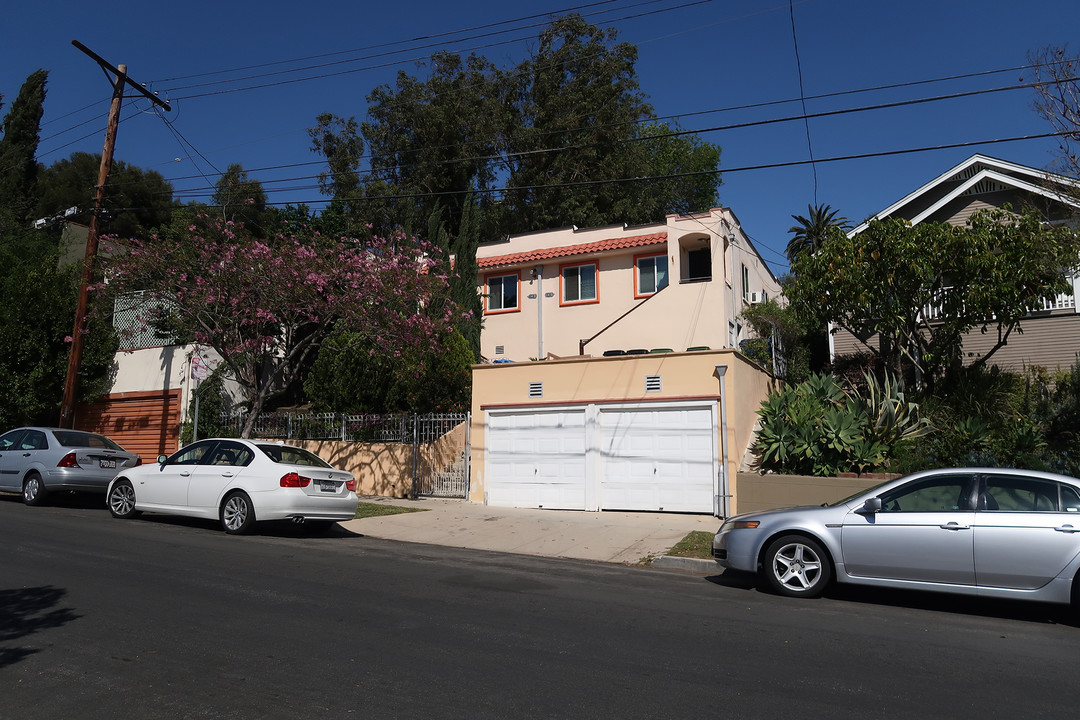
left=600, top=408, right=715, bottom=513
left=486, top=410, right=587, bottom=510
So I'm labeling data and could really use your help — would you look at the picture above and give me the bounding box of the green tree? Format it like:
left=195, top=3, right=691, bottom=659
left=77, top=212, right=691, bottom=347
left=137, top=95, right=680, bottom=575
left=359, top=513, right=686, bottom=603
left=308, top=113, right=366, bottom=231
left=35, top=152, right=176, bottom=239
left=785, top=204, right=850, bottom=265
left=785, top=207, right=1080, bottom=388
left=0, top=227, right=116, bottom=427
left=0, top=69, right=47, bottom=226
left=212, top=164, right=270, bottom=235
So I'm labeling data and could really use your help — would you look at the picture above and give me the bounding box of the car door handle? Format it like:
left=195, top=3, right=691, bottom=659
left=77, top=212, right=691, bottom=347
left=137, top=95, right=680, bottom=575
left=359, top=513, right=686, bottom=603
left=940, top=522, right=970, bottom=530
left=22, top=453, right=31, bottom=457
left=220, top=472, right=234, bottom=478
left=180, top=471, right=191, bottom=477
left=1055, top=525, right=1080, bottom=533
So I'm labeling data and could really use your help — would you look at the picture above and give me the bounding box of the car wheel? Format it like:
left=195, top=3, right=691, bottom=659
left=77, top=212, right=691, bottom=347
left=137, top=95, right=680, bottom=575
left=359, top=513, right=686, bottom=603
left=763, top=534, right=832, bottom=598
left=221, top=491, right=256, bottom=535
left=23, top=473, right=48, bottom=506
left=108, top=480, right=140, bottom=519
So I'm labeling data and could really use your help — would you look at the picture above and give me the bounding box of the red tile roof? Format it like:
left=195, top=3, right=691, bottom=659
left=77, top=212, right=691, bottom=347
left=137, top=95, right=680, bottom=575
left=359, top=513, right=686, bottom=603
left=478, top=232, right=667, bottom=269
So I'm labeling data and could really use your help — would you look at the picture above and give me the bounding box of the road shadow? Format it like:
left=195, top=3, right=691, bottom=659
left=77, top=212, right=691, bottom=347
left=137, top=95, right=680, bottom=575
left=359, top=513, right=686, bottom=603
left=705, top=570, right=1077, bottom=626
left=0, top=586, right=81, bottom=669
left=129, top=513, right=359, bottom=539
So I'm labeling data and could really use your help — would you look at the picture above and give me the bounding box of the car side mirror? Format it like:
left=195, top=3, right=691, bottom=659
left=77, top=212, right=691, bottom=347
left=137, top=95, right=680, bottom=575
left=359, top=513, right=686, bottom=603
left=156, top=454, right=168, bottom=464
left=859, top=497, right=883, bottom=514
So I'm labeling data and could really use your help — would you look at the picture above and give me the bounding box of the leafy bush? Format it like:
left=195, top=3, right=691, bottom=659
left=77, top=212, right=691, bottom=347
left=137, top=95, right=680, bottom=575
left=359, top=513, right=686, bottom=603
left=754, top=371, right=931, bottom=476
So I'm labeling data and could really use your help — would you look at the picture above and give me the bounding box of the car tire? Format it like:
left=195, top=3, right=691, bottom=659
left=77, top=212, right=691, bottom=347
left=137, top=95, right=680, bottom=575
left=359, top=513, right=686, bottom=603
left=762, top=534, right=832, bottom=598
left=22, top=473, right=48, bottom=506
left=221, top=491, right=256, bottom=535
left=108, top=480, right=141, bottom=519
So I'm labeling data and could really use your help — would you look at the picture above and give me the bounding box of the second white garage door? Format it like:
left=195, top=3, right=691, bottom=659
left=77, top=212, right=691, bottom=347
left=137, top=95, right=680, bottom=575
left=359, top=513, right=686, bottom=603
left=600, top=406, right=716, bottom=512
left=485, top=402, right=717, bottom=514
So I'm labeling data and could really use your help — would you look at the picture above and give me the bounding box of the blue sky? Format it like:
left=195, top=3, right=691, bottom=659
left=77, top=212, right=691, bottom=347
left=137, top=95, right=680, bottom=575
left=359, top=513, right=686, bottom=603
left=3, top=0, right=1078, bottom=275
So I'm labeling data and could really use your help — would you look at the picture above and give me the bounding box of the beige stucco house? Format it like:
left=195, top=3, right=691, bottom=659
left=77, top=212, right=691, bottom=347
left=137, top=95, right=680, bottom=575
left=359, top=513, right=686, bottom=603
left=476, top=208, right=781, bottom=361
left=831, top=154, right=1080, bottom=371
left=469, top=349, right=774, bottom=517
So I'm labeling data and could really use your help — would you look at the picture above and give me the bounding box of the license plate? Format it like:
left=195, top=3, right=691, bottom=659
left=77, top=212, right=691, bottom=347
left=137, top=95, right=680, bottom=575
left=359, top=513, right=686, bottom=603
left=99, top=459, right=117, bottom=469
left=318, top=480, right=338, bottom=493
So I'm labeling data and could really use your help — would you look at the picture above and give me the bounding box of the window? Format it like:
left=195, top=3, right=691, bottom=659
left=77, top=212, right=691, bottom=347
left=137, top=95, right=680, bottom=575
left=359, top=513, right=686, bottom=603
left=878, top=475, right=974, bottom=512
left=981, top=475, right=1069, bottom=512
left=741, top=264, right=749, bottom=301
left=169, top=441, right=217, bottom=465
left=635, top=253, right=668, bottom=297
left=561, top=262, right=598, bottom=305
left=685, top=248, right=711, bottom=282
left=485, top=273, right=520, bottom=314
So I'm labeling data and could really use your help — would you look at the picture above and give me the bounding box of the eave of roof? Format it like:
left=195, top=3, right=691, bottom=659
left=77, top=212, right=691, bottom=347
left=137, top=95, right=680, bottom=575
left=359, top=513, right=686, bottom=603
left=478, top=232, right=667, bottom=269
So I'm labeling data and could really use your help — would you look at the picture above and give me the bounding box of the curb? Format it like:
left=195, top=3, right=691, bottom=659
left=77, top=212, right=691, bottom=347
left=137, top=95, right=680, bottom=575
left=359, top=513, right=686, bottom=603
left=650, top=555, right=718, bottom=573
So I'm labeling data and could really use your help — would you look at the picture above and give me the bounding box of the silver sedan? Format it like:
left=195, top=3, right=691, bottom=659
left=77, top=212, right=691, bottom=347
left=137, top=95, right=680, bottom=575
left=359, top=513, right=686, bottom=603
left=714, top=467, right=1080, bottom=607
left=0, top=427, right=140, bottom=505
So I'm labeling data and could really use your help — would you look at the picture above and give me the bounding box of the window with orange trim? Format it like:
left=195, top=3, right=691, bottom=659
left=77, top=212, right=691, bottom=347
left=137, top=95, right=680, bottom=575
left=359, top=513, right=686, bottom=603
left=635, top=253, right=668, bottom=298
left=484, top=272, right=520, bottom=314
left=560, top=262, right=598, bottom=305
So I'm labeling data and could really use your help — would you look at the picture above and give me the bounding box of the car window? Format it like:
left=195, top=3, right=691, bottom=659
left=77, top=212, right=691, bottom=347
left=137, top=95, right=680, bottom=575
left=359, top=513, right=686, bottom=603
left=169, top=441, right=217, bottom=465
left=878, top=475, right=973, bottom=512
left=1062, top=484, right=1080, bottom=512
left=0, top=429, right=25, bottom=451
left=20, top=430, right=48, bottom=451
left=207, top=442, right=254, bottom=467
left=981, top=475, right=1064, bottom=512
left=53, top=430, right=124, bottom=451
left=256, top=444, right=331, bottom=468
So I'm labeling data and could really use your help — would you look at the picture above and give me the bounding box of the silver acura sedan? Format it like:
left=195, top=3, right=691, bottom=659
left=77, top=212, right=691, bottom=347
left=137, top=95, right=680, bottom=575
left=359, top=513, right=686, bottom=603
left=714, top=467, right=1080, bottom=608
left=0, top=427, right=140, bottom=505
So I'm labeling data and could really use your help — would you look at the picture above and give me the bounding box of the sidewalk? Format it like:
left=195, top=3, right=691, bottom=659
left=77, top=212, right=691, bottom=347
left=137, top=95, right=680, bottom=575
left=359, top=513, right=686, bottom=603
left=339, top=496, right=721, bottom=572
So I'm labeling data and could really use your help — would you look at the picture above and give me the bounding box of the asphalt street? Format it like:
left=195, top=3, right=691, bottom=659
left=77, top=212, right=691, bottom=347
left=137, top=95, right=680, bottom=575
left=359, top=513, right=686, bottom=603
left=1, top=493, right=1077, bottom=719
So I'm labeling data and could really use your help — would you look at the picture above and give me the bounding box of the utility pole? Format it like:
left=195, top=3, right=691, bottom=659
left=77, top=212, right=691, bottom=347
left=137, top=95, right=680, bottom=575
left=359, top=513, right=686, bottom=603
left=58, top=41, right=170, bottom=429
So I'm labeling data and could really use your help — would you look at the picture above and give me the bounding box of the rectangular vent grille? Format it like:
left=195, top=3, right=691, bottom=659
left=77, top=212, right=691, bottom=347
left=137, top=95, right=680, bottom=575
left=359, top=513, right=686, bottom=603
left=645, top=375, right=662, bottom=393
left=495, top=345, right=505, bottom=355
left=528, top=382, right=543, bottom=398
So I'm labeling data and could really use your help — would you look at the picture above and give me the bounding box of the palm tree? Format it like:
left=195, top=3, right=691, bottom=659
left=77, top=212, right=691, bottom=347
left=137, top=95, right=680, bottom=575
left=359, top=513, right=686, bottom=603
left=785, top=204, right=851, bottom=265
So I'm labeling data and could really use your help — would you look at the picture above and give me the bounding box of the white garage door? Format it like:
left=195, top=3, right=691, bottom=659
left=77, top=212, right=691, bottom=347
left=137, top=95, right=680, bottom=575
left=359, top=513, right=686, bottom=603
left=485, top=409, right=587, bottom=510
left=485, top=402, right=718, bottom=514
left=600, top=407, right=716, bottom=513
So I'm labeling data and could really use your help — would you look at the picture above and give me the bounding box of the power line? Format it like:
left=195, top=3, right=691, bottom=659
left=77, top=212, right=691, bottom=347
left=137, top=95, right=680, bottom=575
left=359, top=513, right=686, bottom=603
left=787, top=0, right=817, bottom=204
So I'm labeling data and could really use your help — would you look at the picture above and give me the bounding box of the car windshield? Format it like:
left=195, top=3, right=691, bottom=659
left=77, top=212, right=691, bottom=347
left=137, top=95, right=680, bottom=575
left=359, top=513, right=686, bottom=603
left=53, top=430, right=125, bottom=451
left=256, top=444, right=332, bottom=468
left=825, top=478, right=897, bottom=507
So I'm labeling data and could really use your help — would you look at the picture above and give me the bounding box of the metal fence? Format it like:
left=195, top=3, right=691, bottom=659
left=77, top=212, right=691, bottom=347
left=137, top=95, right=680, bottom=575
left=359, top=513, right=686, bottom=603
left=227, top=410, right=470, bottom=498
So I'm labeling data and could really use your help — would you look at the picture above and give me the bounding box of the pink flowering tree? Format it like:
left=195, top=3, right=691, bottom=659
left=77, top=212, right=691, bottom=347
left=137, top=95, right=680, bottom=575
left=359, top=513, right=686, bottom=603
left=98, top=214, right=458, bottom=437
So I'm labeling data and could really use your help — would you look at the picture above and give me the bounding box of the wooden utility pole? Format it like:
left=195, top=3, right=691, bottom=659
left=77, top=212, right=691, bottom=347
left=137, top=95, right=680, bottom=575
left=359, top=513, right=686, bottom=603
left=58, top=41, right=170, bottom=428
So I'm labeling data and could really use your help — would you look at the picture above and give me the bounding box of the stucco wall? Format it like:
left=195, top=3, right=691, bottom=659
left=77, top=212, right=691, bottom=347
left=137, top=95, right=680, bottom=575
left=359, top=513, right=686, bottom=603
left=734, top=473, right=883, bottom=514
left=290, top=422, right=467, bottom=498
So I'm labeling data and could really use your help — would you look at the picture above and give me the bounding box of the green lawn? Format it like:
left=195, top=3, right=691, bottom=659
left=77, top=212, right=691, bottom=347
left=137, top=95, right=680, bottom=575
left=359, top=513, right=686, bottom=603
left=664, top=531, right=715, bottom=559
left=354, top=502, right=429, bottom=519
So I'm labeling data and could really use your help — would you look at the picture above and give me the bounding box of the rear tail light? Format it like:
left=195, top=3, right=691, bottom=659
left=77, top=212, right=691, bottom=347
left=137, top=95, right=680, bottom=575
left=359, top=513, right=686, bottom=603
left=57, top=452, right=80, bottom=468
left=280, top=472, right=311, bottom=488
left=345, top=479, right=356, bottom=492
left=135, top=456, right=143, bottom=466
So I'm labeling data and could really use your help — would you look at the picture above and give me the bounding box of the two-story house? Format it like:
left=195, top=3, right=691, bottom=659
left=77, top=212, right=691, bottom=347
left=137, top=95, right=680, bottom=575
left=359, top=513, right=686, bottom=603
left=831, top=154, right=1080, bottom=372
left=476, top=207, right=782, bottom=361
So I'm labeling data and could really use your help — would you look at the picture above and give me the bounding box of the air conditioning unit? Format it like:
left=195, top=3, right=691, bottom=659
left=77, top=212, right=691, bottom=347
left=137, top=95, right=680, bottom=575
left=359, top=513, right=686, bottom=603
left=748, top=291, right=766, bottom=304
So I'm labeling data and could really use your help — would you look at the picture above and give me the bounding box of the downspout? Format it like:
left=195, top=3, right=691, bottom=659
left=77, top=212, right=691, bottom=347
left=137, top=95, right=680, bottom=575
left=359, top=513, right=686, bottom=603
left=714, top=364, right=730, bottom=519
left=534, top=265, right=544, bottom=359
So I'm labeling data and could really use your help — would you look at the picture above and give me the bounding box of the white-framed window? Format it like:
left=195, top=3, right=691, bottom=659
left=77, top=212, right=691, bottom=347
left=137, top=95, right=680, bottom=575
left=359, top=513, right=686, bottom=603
left=741, top=263, right=749, bottom=301
left=485, top=272, right=520, bottom=314
left=560, top=262, right=598, bottom=305
left=635, top=253, right=669, bottom=297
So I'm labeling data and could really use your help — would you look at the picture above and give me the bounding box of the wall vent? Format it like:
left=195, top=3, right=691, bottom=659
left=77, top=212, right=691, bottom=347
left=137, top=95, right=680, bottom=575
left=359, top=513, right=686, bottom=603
left=495, top=345, right=505, bottom=355
left=645, top=375, right=662, bottom=393
left=528, top=382, right=543, bottom=398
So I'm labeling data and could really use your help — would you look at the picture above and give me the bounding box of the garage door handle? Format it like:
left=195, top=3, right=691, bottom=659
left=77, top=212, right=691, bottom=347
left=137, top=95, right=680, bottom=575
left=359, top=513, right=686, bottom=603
left=1055, top=525, right=1079, bottom=533
left=940, top=522, right=970, bottom=530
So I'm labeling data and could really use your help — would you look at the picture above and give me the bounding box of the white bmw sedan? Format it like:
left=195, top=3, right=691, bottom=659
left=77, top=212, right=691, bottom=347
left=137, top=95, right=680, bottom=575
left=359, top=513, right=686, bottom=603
left=106, top=438, right=358, bottom=534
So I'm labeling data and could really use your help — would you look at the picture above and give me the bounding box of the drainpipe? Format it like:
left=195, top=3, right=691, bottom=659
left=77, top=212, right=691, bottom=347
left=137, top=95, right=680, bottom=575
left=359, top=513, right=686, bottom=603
left=714, top=364, right=730, bottom=519
left=534, top=265, right=544, bottom=360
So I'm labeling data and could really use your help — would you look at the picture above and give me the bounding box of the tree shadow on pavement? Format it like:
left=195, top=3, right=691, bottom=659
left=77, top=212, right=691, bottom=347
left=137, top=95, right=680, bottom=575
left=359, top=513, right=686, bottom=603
left=0, top=585, right=81, bottom=669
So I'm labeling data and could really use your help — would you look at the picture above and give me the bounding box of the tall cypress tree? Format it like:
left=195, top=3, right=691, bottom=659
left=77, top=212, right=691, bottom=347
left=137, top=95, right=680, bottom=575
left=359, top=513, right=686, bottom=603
left=0, top=69, right=48, bottom=225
